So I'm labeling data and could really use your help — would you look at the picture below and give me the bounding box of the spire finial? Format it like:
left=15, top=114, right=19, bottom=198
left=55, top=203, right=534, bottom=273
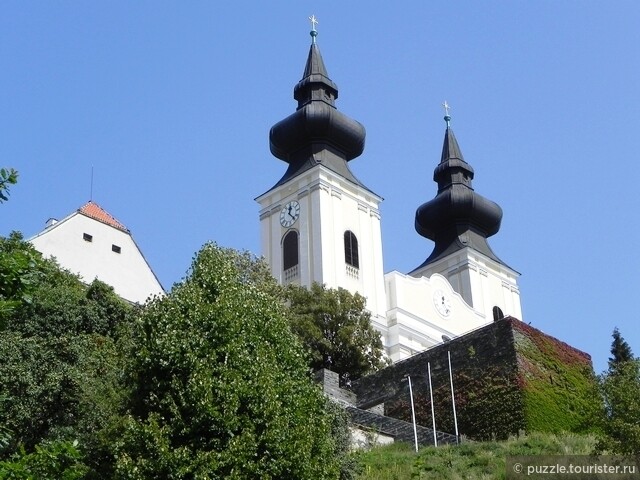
left=442, top=100, right=451, bottom=127
left=309, top=15, right=318, bottom=44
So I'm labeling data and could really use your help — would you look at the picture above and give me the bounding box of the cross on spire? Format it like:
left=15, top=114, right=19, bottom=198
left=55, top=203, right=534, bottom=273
left=442, top=100, right=452, bottom=127
left=309, top=14, right=319, bottom=31
left=309, top=15, right=319, bottom=44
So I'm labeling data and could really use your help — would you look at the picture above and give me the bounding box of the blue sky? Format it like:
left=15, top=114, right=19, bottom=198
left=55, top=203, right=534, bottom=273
left=2, top=2, right=639, bottom=374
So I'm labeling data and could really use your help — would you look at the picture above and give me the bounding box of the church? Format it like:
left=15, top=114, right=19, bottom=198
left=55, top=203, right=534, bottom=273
left=26, top=20, right=522, bottom=363
left=22, top=19, right=595, bottom=442
left=255, top=22, right=522, bottom=362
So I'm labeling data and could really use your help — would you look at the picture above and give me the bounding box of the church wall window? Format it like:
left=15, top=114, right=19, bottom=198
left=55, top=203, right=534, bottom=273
left=493, top=306, right=504, bottom=322
left=344, top=230, right=359, bottom=269
left=282, top=230, right=299, bottom=281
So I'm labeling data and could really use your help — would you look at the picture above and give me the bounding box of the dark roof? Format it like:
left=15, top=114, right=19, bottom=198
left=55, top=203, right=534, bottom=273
left=411, top=122, right=510, bottom=271
left=267, top=36, right=370, bottom=192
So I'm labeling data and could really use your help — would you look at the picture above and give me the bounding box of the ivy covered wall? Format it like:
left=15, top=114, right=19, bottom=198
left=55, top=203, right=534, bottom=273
left=513, top=321, right=599, bottom=433
left=352, top=318, right=598, bottom=441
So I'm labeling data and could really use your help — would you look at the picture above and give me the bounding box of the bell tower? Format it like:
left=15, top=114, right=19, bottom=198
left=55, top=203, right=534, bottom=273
left=411, top=107, right=522, bottom=322
left=255, top=19, right=387, bottom=326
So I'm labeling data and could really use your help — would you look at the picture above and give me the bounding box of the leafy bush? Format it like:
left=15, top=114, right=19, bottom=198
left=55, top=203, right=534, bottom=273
left=285, top=283, right=387, bottom=383
left=113, top=244, right=348, bottom=479
left=0, top=233, right=133, bottom=476
left=0, top=440, right=88, bottom=480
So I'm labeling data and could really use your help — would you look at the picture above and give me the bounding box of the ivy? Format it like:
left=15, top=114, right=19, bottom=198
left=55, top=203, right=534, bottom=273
left=513, top=321, right=600, bottom=434
left=375, top=319, right=598, bottom=442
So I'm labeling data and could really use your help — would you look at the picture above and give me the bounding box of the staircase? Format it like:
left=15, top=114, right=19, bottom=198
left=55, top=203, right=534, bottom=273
left=315, top=369, right=459, bottom=447
left=346, top=405, right=458, bottom=446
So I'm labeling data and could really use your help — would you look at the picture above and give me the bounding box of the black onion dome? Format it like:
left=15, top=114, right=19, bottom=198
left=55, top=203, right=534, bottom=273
left=268, top=38, right=368, bottom=190
left=412, top=124, right=507, bottom=270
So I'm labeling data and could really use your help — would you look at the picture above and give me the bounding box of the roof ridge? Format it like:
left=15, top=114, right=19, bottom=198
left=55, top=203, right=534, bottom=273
left=78, top=201, right=129, bottom=232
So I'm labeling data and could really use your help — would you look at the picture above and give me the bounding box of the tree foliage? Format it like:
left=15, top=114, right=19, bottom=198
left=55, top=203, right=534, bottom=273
left=608, top=327, right=634, bottom=372
left=597, top=360, right=640, bottom=457
left=0, top=232, right=44, bottom=327
left=0, top=233, right=133, bottom=476
left=0, top=168, right=18, bottom=204
left=325, top=401, right=362, bottom=480
left=284, top=283, right=387, bottom=383
left=0, top=232, right=132, bottom=338
left=0, top=332, right=128, bottom=464
left=0, top=235, right=360, bottom=477
left=113, top=244, right=347, bottom=479
left=596, top=329, right=640, bottom=457
left=0, top=440, right=88, bottom=480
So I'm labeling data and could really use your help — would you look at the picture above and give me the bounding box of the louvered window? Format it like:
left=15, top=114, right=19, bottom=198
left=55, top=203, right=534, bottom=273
left=283, top=230, right=299, bottom=271
left=344, top=231, right=359, bottom=269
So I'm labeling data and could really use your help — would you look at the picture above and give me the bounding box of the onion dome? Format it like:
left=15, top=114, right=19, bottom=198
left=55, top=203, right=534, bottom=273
left=268, top=23, right=368, bottom=190
left=412, top=111, right=506, bottom=270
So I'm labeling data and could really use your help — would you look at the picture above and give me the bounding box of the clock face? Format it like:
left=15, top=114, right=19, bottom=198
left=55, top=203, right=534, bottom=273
left=433, top=289, right=452, bottom=317
left=279, top=200, right=300, bottom=228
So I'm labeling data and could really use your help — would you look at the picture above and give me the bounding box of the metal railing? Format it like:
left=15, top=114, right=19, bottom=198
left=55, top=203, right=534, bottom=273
left=346, top=264, right=359, bottom=279
left=284, top=265, right=299, bottom=282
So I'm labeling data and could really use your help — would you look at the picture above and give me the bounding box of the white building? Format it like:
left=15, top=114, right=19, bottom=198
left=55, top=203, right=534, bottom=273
left=257, top=28, right=522, bottom=362
left=30, top=201, right=164, bottom=304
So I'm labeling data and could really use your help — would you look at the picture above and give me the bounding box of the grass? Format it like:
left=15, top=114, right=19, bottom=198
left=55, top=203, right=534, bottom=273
left=356, top=442, right=418, bottom=480
left=355, top=432, right=597, bottom=480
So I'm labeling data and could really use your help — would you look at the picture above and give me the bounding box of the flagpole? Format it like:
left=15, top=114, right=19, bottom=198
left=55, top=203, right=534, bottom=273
left=406, top=375, right=419, bottom=452
left=448, top=350, right=459, bottom=444
left=427, top=362, right=437, bottom=447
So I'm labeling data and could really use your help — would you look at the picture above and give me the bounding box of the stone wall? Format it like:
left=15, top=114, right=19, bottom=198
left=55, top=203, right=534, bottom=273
left=352, top=318, right=597, bottom=441
left=314, top=368, right=458, bottom=446
left=314, top=369, right=356, bottom=405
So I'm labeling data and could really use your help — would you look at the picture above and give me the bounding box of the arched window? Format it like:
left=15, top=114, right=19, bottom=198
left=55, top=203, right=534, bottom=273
left=493, top=306, right=504, bottom=322
left=344, top=230, right=359, bottom=269
left=282, top=230, right=299, bottom=273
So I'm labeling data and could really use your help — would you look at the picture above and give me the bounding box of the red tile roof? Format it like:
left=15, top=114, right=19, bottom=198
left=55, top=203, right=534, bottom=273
left=78, top=201, right=129, bottom=232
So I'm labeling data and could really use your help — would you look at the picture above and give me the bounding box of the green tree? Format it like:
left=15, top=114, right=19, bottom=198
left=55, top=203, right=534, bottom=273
left=113, top=244, right=346, bottom=479
left=0, top=233, right=133, bottom=477
left=0, top=169, right=18, bottom=204
left=326, top=401, right=362, bottom=480
left=595, top=329, right=640, bottom=457
left=0, top=232, right=44, bottom=327
left=608, top=327, right=634, bottom=371
left=0, top=397, right=12, bottom=455
left=284, top=283, right=387, bottom=383
left=0, top=232, right=131, bottom=337
left=0, top=440, right=88, bottom=480
left=596, top=360, right=640, bottom=457
left=0, top=332, right=128, bottom=467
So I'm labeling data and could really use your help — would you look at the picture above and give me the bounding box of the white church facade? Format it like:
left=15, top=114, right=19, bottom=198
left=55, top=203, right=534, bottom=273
left=256, top=26, right=522, bottom=362
left=27, top=24, right=521, bottom=360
